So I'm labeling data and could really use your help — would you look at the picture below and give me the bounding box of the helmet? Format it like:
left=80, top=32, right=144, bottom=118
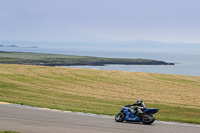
left=137, top=99, right=143, bottom=105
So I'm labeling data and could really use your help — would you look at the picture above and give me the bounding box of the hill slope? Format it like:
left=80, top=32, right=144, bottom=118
left=0, top=64, right=199, bottom=124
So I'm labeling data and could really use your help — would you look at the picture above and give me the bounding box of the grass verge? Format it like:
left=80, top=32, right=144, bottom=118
left=0, top=131, right=20, bottom=133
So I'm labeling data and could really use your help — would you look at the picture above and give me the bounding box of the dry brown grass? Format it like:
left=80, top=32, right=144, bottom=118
left=0, top=64, right=199, bottom=108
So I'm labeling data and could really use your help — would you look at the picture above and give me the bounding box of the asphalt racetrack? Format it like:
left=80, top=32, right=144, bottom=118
left=0, top=103, right=199, bottom=133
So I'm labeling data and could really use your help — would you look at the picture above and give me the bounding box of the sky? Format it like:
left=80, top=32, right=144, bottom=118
left=0, top=0, right=200, bottom=43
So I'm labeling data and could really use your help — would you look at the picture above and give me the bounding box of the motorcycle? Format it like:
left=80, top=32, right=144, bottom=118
left=115, top=105, right=159, bottom=124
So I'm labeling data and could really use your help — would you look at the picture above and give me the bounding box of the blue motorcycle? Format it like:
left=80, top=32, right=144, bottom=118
left=115, top=105, right=159, bottom=124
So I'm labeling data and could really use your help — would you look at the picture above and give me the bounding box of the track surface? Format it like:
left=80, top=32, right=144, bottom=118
left=0, top=103, right=199, bottom=133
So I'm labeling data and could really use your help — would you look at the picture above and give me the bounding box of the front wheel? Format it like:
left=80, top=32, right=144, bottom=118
left=115, top=112, right=125, bottom=122
left=142, top=114, right=155, bottom=124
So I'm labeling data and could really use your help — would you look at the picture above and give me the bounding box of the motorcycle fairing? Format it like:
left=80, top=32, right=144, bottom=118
left=125, top=112, right=141, bottom=121
left=144, top=108, right=159, bottom=114
left=121, top=107, right=141, bottom=122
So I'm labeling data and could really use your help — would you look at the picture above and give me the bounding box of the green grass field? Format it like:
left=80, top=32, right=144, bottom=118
left=0, top=131, right=20, bottom=133
left=0, top=64, right=199, bottom=124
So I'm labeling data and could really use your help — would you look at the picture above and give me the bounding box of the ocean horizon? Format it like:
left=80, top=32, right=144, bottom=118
left=1, top=46, right=200, bottom=76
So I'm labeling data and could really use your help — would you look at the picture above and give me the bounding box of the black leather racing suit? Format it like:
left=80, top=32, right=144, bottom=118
left=131, top=103, right=147, bottom=115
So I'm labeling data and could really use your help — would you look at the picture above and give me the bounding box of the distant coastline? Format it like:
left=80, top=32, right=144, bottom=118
left=0, top=44, right=18, bottom=47
left=0, top=44, right=38, bottom=48
left=0, top=51, right=174, bottom=66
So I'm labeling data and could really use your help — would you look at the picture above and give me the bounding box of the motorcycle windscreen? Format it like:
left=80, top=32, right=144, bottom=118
left=144, top=108, right=159, bottom=114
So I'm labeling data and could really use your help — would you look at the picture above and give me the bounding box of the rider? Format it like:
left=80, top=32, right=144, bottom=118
left=130, top=99, right=147, bottom=116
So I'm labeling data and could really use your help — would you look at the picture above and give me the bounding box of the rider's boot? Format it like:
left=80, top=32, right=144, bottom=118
left=139, top=113, right=144, bottom=120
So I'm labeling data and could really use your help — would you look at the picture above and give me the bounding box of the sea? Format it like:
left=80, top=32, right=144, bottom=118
left=1, top=46, right=200, bottom=76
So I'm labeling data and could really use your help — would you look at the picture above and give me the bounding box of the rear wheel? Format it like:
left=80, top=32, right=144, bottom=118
left=115, top=112, right=125, bottom=122
left=142, top=114, right=155, bottom=124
